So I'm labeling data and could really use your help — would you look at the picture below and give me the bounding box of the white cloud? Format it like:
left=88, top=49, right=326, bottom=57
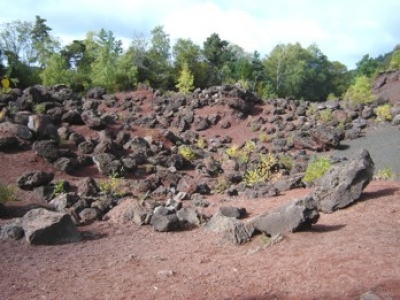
left=0, top=0, right=399, bottom=68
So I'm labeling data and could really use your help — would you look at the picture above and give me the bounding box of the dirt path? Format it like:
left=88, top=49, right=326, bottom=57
left=1, top=180, right=400, bottom=300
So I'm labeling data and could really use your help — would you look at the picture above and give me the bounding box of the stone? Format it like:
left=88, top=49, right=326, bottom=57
left=359, top=291, right=382, bottom=300
left=203, top=212, right=252, bottom=244
left=32, top=140, right=61, bottom=163
left=28, top=114, right=59, bottom=140
left=78, top=208, right=100, bottom=225
left=105, top=198, right=152, bottom=225
left=49, top=192, right=79, bottom=211
left=0, top=222, right=24, bottom=240
left=22, top=208, right=81, bottom=245
left=312, top=148, right=375, bottom=213
left=17, top=170, right=54, bottom=190
left=177, top=207, right=201, bottom=226
left=250, top=195, right=319, bottom=236
left=151, top=214, right=181, bottom=232
left=76, top=177, right=100, bottom=197
left=219, top=206, right=247, bottom=219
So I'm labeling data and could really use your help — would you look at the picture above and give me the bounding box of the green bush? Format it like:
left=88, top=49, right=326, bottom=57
left=244, top=153, right=277, bottom=186
left=178, top=146, right=196, bottom=161
left=375, top=104, right=392, bottom=122
left=375, top=166, right=394, bottom=180
left=344, top=75, right=376, bottom=105
left=0, top=183, right=17, bottom=203
left=319, top=108, right=333, bottom=123
left=303, top=156, right=332, bottom=183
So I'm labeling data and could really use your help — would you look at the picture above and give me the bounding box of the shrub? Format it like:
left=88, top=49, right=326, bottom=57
left=375, top=104, right=392, bottom=122
left=244, top=153, right=277, bottom=186
left=225, top=144, right=240, bottom=158
left=306, top=105, right=317, bottom=117
left=33, top=103, right=46, bottom=114
left=52, top=180, right=66, bottom=197
left=303, top=156, right=332, bottom=184
left=214, top=176, right=230, bottom=193
left=259, top=132, right=269, bottom=143
left=344, top=75, right=376, bottom=105
left=195, top=137, right=207, bottom=149
left=375, top=166, right=394, bottom=180
left=319, top=108, right=333, bottom=123
left=0, top=183, right=16, bottom=203
left=98, top=171, right=123, bottom=196
left=242, top=140, right=255, bottom=154
left=178, top=146, right=196, bottom=161
left=279, top=155, right=295, bottom=170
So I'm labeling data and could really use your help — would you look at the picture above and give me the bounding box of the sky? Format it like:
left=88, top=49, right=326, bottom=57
left=1, top=0, right=399, bottom=69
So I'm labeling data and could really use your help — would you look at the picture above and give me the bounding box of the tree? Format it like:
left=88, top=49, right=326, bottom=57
left=147, top=26, right=172, bottom=90
left=40, top=53, right=72, bottom=86
left=31, top=16, right=60, bottom=67
left=355, top=54, right=378, bottom=78
left=389, top=46, right=400, bottom=69
left=176, top=62, right=194, bottom=93
left=344, top=75, right=376, bottom=105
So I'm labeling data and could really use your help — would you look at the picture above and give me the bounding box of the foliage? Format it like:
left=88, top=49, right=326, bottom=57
left=389, top=47, right=400, bottom=70
left=375, top=166, right=394, bottom=180
left=242, top=140, right=255, bottom=153
left=98, top=171, right=123, bottom=196
left=306, top=105, right=317, bottom=117
left=225, top=144, right=240, bottom=158
left=344, top=75, right=376, bottom=105
left=214, top=176, right=230, bottom=193
left=375, top=104, right=392, bottom=122
left=303, top=156, right=332, bottom=183
left=258, top=132, right=269, bottom=143
left=319, top=108, right=333, bottom=123
left=195, top=137, right=207, bottom=149
left=279, top=155, right=295, bottom=170
left=40, top=53, right=73, bottom=86
left=354, top=54, right=378, bottom=78
left=178, top=145, right=196, bottom=161
left=0, top=183, right=16, bottom=203
left=176, top=61, right=194, bottom=93
left=33, top=102, right=46, bottom=114
left=52, top=180, right=66, bottom=197
left=244, top=153, right=277, bottom=186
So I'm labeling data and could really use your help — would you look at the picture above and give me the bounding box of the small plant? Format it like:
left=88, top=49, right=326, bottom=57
left=319, top=108, right=333, bottom=123
left=214, top=176, right=230, bottom=193
left=178, top=145, right=196, bottom=161
left=344, top=75, right=376, bottom=105
left=244, top=153, right=277, bottom=186
left=303, top=156, right=332, bottom=184
left=337, top=122, right=346, bottom=131
left=99, top=171, right=123, bottom=197
left=375, top=166, right=394, bottom=180
left=279, top=155, right=295, bottom=170
left=259, top=132, right=269, bottom=143
left=376, top=104, right=392, bottom=122
left=225, top=144, right=240, bottom=158
left=243, top=140, right=255, bottom=154
left=306, top=105, right=317, bottom=117
left=33, top=103, right=46, bottom=114
left=53, top=180, right=66, bottom=197
left=0, top=183, right=16, bottom=203
left=195, top=137, right=207, bottom=149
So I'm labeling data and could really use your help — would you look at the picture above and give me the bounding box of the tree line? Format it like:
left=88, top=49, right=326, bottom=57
left=1, top=16, right=399, bottom=101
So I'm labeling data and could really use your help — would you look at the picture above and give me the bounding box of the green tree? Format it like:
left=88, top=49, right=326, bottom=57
left=176, top=61, right=194, bottom=93
left=355, top=54, right=378, bottom=78
left=31, top=16, right=60, bottom=67
left=40, top=53, right=72, bottom=86
left=344, top=75, right=376, bottom=105
left=389, top=47, right=400, bottom=69
left=202, top=33, right=229, bottom=86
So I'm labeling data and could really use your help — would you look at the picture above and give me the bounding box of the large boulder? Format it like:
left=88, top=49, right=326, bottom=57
left=105, top=198, right=153, bottom=225
left=17, top=170, right=54, bottom=190
left=249, top=195, right=319, bottom=236
left=22, top=208, right=81, bottom=245
left=312, top=148, right=375, bottom=213
left=28, top=114, right=59, bottom=140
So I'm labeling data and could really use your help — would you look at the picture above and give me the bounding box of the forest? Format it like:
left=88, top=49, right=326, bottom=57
left=1, top=15, right=400, bottom=102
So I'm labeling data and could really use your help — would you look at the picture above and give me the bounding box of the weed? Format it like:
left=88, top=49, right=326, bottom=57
left=214, top=176, right=230, bottom=193
left=53, top=180, right=66, bottom=197
left=195, top=137, right=207, bottom=149
left=337, top=122, right=346, bottom=131
left=225, top=144, right=240, bottom=158
left=244, top=153, right=277, bottom=186
left=33, top=103, right=46, bottom=114
left=319, top=108, right=333, bottom=123
left=0, top=183, right=16, bottom=203
left=376, top=104, right=392, bottom=122
left=279, top=155, right=295, bottom=170
left=259, top=132, right=269, bottom=143
left=303, top=156, right=332, bottom=184
left=243, top=140, right=255, bottom=154
left=306, top=105, right=317, bottom=117
left=375, top=166, right=394, bottom=180
left=178, top=145, right=196, bottom=161
left=99, top=170, right=123, bottom=197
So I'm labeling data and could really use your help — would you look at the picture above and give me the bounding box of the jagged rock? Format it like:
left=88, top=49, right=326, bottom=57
left=32, top=140, right=61, bottom=163
left=92, top=153, right=116, bottom=175
left=28, top=114, right=58, bottom=140
left=22, top=208, right=81, bottom=245
left=203, top=212, right=252, bottom=244
left=61, top=109, right=84, bottom=125
left=359, top=291, right=382, bottom=300
left=105, top=198, right=152, bottom=225
left=78, top=208, right=100, bottom=225
left=78, top=140, right=95, bottom=154
left=17, top=170, right=54, bottom=190
left=312, top=148, right=374, bottom=213
left=53, top=157, right=77, bottom=174
left=49, top=192, right=79, bottom=211
left=0, top=122, right=33, bottom=150
left=0, top=222, right=24, bottom=240
left=77, top=177, right=100, bottom=197
left=176, top=207, right=201, bottom=226
left=250, top=195, right=319, bottom=236
left=309, top=126, right=344, bottom=150
left=219, top=206, right=247, bottom=219
left=151, top=214, right=181, bottom=232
